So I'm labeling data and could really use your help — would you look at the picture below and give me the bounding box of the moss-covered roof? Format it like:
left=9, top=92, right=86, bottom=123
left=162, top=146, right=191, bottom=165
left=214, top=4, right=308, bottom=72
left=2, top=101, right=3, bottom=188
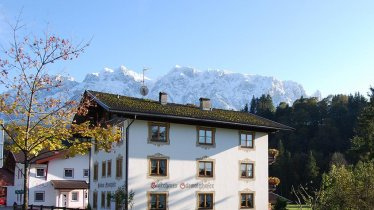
left=86, top=90, right=293, bottom=131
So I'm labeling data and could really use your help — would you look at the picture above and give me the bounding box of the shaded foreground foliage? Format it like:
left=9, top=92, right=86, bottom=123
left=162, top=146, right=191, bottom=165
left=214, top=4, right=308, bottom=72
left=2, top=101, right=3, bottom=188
left=317, top=161, right=374, bottom=210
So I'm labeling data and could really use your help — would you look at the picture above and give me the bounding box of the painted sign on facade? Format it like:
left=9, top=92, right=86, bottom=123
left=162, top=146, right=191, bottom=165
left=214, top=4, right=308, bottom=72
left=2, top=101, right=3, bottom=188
left=151, top=181, right=214, bottom=190
left=98, top=182, right=117, bottom=189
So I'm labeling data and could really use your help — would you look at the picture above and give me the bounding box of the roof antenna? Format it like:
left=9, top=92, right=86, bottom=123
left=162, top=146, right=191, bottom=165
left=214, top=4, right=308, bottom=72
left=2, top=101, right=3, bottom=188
left=140, top=67, right=150, bottom=97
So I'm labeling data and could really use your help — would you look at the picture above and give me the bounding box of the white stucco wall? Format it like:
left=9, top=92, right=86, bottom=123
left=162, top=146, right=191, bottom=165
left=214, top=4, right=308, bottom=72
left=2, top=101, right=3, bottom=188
left=7, top=163, right=25, bottom=206
left=90, top=119, right=269, bottom=210
left=89, top=119, right=129, bottom=209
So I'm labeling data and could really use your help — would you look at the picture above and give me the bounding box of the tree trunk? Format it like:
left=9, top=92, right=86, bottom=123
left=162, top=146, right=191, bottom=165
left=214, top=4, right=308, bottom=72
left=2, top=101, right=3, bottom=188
left=23, top=160, right=29, bottom=210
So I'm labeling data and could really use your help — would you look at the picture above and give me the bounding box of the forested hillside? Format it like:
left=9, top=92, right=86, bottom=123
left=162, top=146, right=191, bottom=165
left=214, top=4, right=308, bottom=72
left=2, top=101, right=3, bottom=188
left=244, top=89, right=373, bottom=199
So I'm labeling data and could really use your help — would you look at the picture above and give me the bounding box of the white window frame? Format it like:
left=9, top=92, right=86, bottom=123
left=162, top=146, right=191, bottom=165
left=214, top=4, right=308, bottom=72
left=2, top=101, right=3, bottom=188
left=34, top=191, right=45, bottom=202
left=83, top=169, right=89, bottom=178
left=35, top=168, right=45, bottom=178
left=64, top=168, right=74, bottom=178
left=71, top=191, right=79, bottom=202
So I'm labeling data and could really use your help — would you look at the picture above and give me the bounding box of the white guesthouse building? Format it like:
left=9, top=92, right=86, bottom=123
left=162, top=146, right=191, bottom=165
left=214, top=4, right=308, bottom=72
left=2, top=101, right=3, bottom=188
left=7, top=152, right=89, bottom=208
left=79, top=90, right=292, bottom=210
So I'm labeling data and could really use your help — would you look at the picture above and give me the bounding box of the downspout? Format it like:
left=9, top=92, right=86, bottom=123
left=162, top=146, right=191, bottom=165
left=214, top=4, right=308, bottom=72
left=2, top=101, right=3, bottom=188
left=125, top=116, right=136, bottom=210
left=88, top=143, right=91, bottom=208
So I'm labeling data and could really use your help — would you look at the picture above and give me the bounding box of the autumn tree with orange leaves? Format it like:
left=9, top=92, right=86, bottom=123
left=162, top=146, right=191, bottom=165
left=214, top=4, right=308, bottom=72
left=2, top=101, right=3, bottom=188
left=0, top=20, right=120, bottom=210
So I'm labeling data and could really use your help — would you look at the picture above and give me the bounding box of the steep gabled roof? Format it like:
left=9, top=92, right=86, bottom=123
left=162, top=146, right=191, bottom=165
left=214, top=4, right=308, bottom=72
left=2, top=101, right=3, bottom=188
left=13, top=150, right=66, bottom=164
left=84, top=90, right=293, bottom=132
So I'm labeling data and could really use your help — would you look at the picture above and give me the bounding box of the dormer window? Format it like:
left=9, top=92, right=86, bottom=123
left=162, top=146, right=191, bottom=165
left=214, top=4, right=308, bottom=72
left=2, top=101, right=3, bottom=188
left=148, top=122, right=169, bottom=144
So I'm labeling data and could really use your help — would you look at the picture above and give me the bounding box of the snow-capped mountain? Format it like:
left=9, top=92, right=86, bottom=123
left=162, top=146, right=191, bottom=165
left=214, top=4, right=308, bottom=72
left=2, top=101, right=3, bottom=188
left=148, top=66, right=306, bottom=109
left=16, top=65, right=309, bottom=110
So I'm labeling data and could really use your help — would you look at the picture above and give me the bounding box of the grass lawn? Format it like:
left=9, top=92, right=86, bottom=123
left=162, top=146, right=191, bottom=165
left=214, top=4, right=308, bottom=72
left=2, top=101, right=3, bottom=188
left=286, top=204, right=312, bottom=210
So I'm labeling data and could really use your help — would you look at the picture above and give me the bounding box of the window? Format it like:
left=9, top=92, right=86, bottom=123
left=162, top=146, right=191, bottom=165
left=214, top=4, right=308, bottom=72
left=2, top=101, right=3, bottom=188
left=198, top=161, right=214, bottom=177
left=149, top=122, right=169, bottom=143
left=83, top=169, right=89, bottom=178
left=101, top=191, right=105, bottom=208
left=102, top=161, right=107, bottom=177
left=116, top=156, right=123, bottom=178
left=118, top=123, right=125, bottom=143
left=240, top=132, right=254, bottom=148
left=240, top=193, right=254, bottom=209
left=93, top=191, right=98, bottom=209
left=93, top=163, right=98, bottom=181
left=149, top=158, right=167, bottom=176
left=107, top=160, right=112, bottom=177
left=71, top=192, right=79, bottom=202
left=18, top=169, right=23, bottom=179
left=64, top=168, right=74, bottom=178
left=17, top=194, right=23, bottom=203
left=198, top=127, right=214, bottom=145
left=198, top=193, right=213, bottom=209
left=240, top=163, right=254, bottom=178
left=149, top=192, right=167, bottom=210
left=106, top=191, right=111, bottom=208
left=36, top=168, right=45, bottom=178
left=94, top=139, right=99, bottom=152
left=34, top=191, right=45, bottom=202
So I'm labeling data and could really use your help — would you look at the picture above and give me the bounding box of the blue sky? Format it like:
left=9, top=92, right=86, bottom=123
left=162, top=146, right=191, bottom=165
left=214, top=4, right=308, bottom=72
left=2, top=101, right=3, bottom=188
left=1, top=1, right=374, bottom=97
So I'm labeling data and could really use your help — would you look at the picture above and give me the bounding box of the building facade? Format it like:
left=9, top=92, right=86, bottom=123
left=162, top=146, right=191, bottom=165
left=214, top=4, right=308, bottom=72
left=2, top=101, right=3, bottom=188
left=7, top=152, right=89, bottom=208
left=81, top=91, right=292, bottom=210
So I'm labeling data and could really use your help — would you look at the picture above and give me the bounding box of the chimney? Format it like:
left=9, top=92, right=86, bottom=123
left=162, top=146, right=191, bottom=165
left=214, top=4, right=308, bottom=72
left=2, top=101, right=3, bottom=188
left=159, top=92, right=168, bottom=105
left=199, top=98, right=211, bottom=110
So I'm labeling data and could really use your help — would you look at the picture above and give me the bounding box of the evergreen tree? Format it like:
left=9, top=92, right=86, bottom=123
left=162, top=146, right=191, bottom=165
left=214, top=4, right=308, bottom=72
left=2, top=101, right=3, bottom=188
left=306, top=151, right=320, bottom=183
left=249, top=95, right=256, bottom=114
left=267, top=92, right=369, bottom=200
left=241, top=103, right=249, bottom=112
left=256, top=94, right=275, bottom=119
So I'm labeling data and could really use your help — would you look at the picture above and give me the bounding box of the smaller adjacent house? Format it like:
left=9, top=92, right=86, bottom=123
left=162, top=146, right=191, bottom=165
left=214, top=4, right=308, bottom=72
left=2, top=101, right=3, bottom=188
left=0, top=168, right=14, bottom=206
left=0, top=150, right=16, bottom=206
left=7, top=151, right=89, bottom=209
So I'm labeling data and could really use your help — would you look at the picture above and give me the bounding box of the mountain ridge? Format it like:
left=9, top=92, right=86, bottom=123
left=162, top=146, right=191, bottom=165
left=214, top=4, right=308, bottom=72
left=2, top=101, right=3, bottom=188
left=4, top=65, right=312, bottom=110
left=64, top=65, right=309, bottom=110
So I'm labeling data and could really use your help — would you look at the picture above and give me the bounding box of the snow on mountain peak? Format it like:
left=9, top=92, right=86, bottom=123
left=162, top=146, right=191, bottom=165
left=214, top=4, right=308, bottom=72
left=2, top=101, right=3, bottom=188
left=147, top=66, right=307, bottom=109
left=103, top=68, right=114, bottom=73
left=14, top=65, right=308, bottom=110
left=119, top=65, right=149, bottom=82
left=54, top=75, right=76, bottom=82
left=83, top=66, right=150, bottom=84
